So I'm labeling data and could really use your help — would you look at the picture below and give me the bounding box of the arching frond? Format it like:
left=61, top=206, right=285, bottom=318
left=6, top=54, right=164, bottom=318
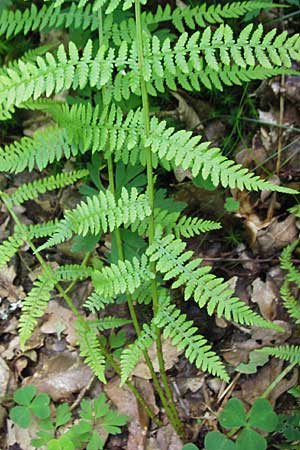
left=280, top=241, right=300, bottom=323
left=154, top=301, right=229, bottom=380
left=1, top=26, right=299, bottom=111
left=120, top=323, right=155, bottom=386
left=147, top=232, right=280, bottom=329
left=0, top=127, right=78, bottom=173
left=258, top=345, right=300, bottom=365
left=92, top=255, right=154, bottom=299
left=84, top=292, right=116, bottom=312
left=19, top=264, right=93, bottom=348
left=19, top=271, right=55, bottom=349
left=10, top=169, right=88, bottom=205
left=76, top=321, right=107, bottom=383
left=39, top=187, right=151, bottom=251
left=0, top=234, right=25, bottom=269
left=90, top=317, right=132, bottom=331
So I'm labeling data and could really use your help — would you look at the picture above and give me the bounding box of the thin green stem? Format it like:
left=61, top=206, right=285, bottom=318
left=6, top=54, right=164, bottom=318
left=261, top=362, right=297, bottom=399
left=134, top=0, right=184, bottom=438
left=97, top=8, right=176, bottom=429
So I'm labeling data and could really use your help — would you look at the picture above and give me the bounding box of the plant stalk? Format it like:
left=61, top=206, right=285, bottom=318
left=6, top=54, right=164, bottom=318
left=134, top=0, right=184, bottom=438
left=97, top=8, right=179, bottom=430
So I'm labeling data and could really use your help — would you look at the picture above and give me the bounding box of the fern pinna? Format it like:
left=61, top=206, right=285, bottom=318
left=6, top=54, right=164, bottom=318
left=0, top=0, right=299, bottom=437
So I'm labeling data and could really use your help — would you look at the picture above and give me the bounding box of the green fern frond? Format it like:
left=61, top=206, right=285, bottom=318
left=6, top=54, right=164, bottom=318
left=154, top=301, right=229, bottom=381
left=0, top=234, right=25, bottom=269
left=280, top=280, right=300, bottom=324
left=258, top=345, right=300, bottom=365
left=39, top=187, right=152, bottom=250
left=90, top=317, right=132, bottom=331
left=279, top=241, right=300, bottom=323
left=84, top=292, right=116, bottom=312
left=120, top=323, right=155, bottom=386
left=19, top=263, right=93, bottom=348
left=10, top=169, right=88, bottom=205
left=19, top=271, right=55, bottom=349
left=92, top=254, right=154, bottom=299
left=148, top=117, right=295, bottom=193
left=171, top=216, right=221, bottom=238
left=132, top=209, right=221, bottom=238
left=0, top=126, right=78, bottom=173
left=146, top=2, right=281, bottom=33
left=77, top=322, right=107, bottom=383
left=1, top=26, right=299, bottom=111
left=280, top=240, right=300, bottom=285
left=147, top=232, right=280, bottom=329
left=0, top=220, right=59, bottom=270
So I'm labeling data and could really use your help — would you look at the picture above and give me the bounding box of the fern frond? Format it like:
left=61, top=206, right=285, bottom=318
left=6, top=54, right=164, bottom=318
left=147, top=233, right=280, bottom=329
left=154, top=301, right=229, bottom=381
left=77, top=322, right=107, bottom=383
left=258, top=345, right=300, bottom=365
left=39, top=187, right=151, bottom=250
left=84, top=292, right=116, bottom=312
left=19, top=271, right=55, bottom=349
left=1, top=27, right=299, bottom=111
left=0, top=126, right=78, bottom=173
left=171, top=216, right=221, bottom=238
left=146, top=2, right=281, bottom=33
left=19, top=264, right=93, bottom=348
left=0, top=220, right=59, bottom=269
left=90, top=317, right=132, bottom=331
left=280, top=280, right=300, bottom=324
left=279, top=241, right=300, bottom=323
left=147, top=117, right=295, bottom=193
left=92, top=255, right=154, bottom=299
left=0, top=234, right=25, bottom=269
left=10, top=169, right=88, bottom=205
left=120, top=323, right=155, bottom=386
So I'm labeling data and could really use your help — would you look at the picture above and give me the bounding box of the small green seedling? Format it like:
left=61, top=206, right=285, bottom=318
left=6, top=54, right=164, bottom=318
left=205, top=398, right=279, bottom=450
left=224, top=197, right=240, bottom=213
left=10, top=385, right=128, bottom=450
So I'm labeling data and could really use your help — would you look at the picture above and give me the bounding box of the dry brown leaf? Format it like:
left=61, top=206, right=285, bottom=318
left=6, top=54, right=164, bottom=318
left=147, top=425, right=183, bottom=450
left=132, top=338, right=181, bottom=379
left=239, top=358, right=298, bottom=406
left=40, top=300, right=78, bottom=346
left=24, top=352, right=92, bottom=401
left=251, top=278, right=277, bottom=321
left=0, top=265, right=24, bottom=302
left=255, top=215, right=298, bottom=255
left=6, top=419, right=41, bottom=450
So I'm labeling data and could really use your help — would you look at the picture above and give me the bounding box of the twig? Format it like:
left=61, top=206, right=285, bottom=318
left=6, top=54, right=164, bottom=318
left=70, top=375, right=96, bottom=411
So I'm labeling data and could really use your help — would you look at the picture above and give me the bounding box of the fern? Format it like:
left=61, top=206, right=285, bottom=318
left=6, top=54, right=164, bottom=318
left=0, top=127, right=78, bottom=173
left=84, top=292, right=116, bottom=313
left=258, top=345, right=300, bottom=366
left=76, top=321, right=107, bottom=383
left=19, top=270, right=55, bottom=349
left=153, top=301, right=229, bottom=381
left=39, top=187, right=151, bottom=250
left=90, top=317, right=132, bottom=331
left=280, top=241, right=300, bottom=323
left=92, top=255, right=154, bottom=299
left=147, top=232, right=280, bottom=329
left=0, top=220, right=59, bottom=270
left=120, top=323, right=155, bottom=385
left=0, top=234, right=25, bottom=269
left=19, top=264, right=94, bottom=348
left=0, top=26, right=299, bottom=112
left=10, top=169, right=88, bottom=205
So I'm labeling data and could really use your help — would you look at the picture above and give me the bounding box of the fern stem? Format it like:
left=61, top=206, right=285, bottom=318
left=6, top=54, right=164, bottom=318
left=134, top=0, right=184, bottom=438
left=261, top=362, right=297, bottom=399
left=1, top=193, right=160, bottom=424
left=107, top=155, right=181, bottom=429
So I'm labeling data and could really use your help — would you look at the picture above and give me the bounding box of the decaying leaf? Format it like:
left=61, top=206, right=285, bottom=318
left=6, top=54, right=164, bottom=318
left=251, top=278, right=277, bottom=321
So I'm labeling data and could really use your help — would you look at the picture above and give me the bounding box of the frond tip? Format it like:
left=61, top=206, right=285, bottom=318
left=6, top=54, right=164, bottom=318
left=154, top=302, right=229, bottom=381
